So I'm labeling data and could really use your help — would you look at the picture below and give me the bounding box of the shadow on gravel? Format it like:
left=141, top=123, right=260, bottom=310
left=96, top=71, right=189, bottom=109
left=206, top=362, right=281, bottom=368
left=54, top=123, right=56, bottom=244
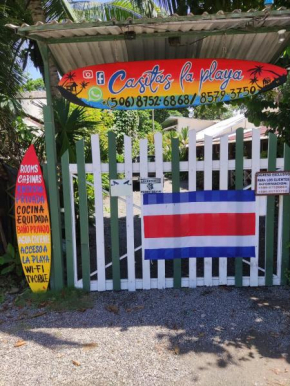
left=1, top=287, right=290, bottom=369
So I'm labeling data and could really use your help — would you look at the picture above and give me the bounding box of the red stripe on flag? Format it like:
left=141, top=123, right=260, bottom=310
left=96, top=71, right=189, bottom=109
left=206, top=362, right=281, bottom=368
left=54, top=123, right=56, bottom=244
left=144, top=213, right=255, bottom=238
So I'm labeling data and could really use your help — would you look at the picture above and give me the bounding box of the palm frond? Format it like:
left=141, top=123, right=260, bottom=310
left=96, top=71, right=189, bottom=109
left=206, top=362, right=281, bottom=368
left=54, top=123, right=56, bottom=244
left=70, top=0, right=166, bottom=21
left=71, top=0, right=142, bottom=21
left=44, top=0, right=77, bottom=21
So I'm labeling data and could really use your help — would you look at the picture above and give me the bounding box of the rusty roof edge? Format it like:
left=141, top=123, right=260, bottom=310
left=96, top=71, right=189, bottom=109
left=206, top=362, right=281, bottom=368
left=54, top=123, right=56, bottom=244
left=15, top=9, right=290, bottom=35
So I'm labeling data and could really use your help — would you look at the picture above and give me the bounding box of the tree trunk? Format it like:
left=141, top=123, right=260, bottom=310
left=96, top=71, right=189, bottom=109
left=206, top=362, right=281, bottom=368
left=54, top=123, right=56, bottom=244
left=27, top=0, right=60, bottom=98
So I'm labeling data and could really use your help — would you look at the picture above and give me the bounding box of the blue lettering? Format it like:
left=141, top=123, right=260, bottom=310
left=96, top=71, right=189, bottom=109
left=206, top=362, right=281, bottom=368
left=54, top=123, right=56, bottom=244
left=179, top=61, right=194, bottom=92
left=199, top=60, right=243, bottom=91
left=108, top=65, right=173, bottom=95
left=22, top=256, right=30, bottom=264
left=108, top=70, right=127, bottom=94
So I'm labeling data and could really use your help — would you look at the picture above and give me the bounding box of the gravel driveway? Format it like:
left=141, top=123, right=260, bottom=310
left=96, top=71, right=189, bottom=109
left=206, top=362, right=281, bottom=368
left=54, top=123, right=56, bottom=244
left=1, top=287, right=290, bottom=386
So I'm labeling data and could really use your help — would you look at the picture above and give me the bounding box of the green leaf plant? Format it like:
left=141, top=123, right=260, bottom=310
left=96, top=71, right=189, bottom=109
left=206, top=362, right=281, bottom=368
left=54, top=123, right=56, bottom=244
left=0, top=243, right=23, bottom=277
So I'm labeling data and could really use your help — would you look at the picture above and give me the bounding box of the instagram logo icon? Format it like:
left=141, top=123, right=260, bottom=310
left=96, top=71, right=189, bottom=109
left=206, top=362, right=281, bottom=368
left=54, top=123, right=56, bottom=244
left=83, top=70, right=93, bottom=79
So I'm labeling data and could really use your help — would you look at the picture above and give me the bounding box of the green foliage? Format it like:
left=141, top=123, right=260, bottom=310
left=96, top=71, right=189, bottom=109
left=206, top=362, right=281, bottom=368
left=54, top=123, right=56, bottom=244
left=284, top=269, right=290, bottom=285
left=154, top=108, right=186, bottom=124
left=162, top=0, right=290, bottom=17
left=84, top=108, right=114, bottom=161
left=21, top=77, right=45, bottom=92
left=138, top=110, right=162, bottom=134
left=111, top=109, right=163, bottom=157
left=71, top=0, right=290, bottom=20
left=0, top=104, right=40, bottom=166
left=163, top=127, right=189, bottom=161
left=112, top=110, right=140, bottom=157
left=193, top=103, right=235, bottom=120
left=236, top=74, right=290, bottom=145
left=0, top=1, right=28, bottom=99
left=73, top=0, right=143, bottom=21
left=0, top=244, right=23, bottom=277
left=112, top=110, right=140, bottom=152
left=15, top=287, right=94, bottom=312
left=52, top=98, right=99, bottom=162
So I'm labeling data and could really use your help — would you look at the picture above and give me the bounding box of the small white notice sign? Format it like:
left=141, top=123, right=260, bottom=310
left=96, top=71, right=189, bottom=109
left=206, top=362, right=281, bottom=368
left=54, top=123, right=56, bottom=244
left=140, top=178, right=163, bottom=194
left=255, top=172, right=290, bottom=196
left=110, top=179, right=132, bottom=197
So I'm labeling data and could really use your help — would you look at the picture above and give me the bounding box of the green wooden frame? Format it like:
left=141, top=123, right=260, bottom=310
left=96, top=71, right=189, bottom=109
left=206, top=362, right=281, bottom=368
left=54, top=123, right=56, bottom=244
left=171, top=137, right=181, bottom=288
left=38, top=43, right=64, bottom=290
left=108, top=132, right=121, bottom=291
left=265, top=133, right=277, bottom=286
left=235, top=128, right=244, bottom=287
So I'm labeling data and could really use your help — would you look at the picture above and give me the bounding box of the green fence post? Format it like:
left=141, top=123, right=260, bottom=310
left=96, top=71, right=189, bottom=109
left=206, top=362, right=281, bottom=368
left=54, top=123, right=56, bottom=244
left=76, top=140, right=91, bottom=291
left=42, top=163, right=55, bottom=290
left=61, top=151, right=75, bottom=288
left=281, top=144, right=290, bottom=285
left=108, top=132, right=121, bottom=291
left=235, top=128, right=244, bottom=287
left=39, top=43, right=64, bottom=290
left=265, top=133, right=277, bottom=286
left=171, top=137, right=181, bottom=289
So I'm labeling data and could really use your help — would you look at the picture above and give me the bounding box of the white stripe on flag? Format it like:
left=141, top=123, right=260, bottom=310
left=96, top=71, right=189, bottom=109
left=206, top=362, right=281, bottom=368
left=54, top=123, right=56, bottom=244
left=142, top=201, right=256, bottom=216
left=144, top=235, right=256, bottom=249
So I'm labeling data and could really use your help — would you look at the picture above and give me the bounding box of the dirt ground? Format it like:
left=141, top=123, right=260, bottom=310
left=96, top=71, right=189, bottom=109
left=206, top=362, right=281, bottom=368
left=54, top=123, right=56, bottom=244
left=0, top=287, right=290, bottom=386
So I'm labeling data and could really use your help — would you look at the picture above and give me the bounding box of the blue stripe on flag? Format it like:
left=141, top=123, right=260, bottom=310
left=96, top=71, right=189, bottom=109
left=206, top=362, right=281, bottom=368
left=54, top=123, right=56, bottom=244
left=143, top=190, right=255, bottom=206
left=144, top=246, right=255, bottom=260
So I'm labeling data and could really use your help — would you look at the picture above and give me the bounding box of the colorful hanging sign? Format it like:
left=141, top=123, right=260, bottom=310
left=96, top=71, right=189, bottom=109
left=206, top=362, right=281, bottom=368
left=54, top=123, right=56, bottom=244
left=15, top=145, right=51, bottom=292
left=58, top=59, right=287, bottom=110
left=142, top=190, right=256, bottom=260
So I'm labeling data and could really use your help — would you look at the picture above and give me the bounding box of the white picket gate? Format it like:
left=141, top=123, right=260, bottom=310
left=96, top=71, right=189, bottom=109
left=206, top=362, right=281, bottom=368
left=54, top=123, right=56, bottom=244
left=65, top=129, right=289, bottom=291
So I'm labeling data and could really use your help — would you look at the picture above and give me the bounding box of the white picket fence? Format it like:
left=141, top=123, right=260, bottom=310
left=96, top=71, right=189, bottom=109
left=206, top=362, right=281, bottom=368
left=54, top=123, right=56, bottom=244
left=68, top=129, right=287, bottom=291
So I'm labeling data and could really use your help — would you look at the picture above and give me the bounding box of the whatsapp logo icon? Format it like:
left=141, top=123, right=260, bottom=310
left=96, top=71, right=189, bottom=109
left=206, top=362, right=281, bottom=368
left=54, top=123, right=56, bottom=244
left=88, top=87, right=103, bottom=102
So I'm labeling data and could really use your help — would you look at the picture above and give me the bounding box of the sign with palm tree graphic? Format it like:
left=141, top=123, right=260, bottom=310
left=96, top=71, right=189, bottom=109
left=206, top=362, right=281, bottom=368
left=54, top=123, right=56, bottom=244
left=248, top=64, right=285, bottom=92
left=58, top=59, right=287, bottom=110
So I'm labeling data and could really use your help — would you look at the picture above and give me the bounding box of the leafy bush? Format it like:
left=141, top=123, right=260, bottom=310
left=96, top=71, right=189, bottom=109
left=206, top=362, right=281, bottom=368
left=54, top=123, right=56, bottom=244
left=0, top=243, right=23, bottom=276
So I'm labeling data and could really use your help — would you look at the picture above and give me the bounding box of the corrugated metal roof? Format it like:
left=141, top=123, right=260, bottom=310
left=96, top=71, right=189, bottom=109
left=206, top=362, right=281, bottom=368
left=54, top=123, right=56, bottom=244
left=196, top=114, right=248, bottom=141
left=9, top=9, right=290, bottom=74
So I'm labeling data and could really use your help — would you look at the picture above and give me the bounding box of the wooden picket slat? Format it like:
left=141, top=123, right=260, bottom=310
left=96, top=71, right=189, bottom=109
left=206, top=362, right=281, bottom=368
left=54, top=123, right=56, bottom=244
left=171, top=137, right=181, bottom=289
left=124, top=135, right=135, bottom=291
left=61, top=150, right=75, bottom=287
left=91, top=134, right=106, bottom=291
left=154, top=132, right=165, bottom=289
left=234, top=128, right=244, bottom=287
left=204, top=135, right=213, bottom=286
left=70, top=174, right=78, bottom=287
left=140, top=138, right=151, bottom=289
left=265, top=133, right=277, bottom=286
left=250, top=129, right=260, bottom=287
left=280, top=144, right=290, bottom=285
left=219, top=135, right=228, bottom=285
left=277, top=195, right=283, bottom=283
left=108, top=131, right=121, bottom=291
left=76, top=139, right=91, bottom=292
left=188, top=130, right=197, bottom=288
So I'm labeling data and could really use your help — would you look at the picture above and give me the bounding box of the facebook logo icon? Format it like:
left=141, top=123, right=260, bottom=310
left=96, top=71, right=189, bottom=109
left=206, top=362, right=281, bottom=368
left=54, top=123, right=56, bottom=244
left=96, top=71, right=105, bottom=85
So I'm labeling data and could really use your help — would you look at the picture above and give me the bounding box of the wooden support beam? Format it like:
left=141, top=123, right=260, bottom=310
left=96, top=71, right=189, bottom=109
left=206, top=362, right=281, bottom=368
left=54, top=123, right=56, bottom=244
left=38, top=43, right=64, bottom=291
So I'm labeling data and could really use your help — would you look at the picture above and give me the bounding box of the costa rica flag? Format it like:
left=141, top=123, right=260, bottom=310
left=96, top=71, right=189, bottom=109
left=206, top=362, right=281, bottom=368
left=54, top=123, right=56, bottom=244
left=142, top=190, right=256, bottom=260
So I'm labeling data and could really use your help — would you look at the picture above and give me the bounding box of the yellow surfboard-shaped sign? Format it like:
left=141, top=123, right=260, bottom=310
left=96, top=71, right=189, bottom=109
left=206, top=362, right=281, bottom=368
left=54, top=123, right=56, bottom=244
left=15, top=145, right=51, bottom=292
